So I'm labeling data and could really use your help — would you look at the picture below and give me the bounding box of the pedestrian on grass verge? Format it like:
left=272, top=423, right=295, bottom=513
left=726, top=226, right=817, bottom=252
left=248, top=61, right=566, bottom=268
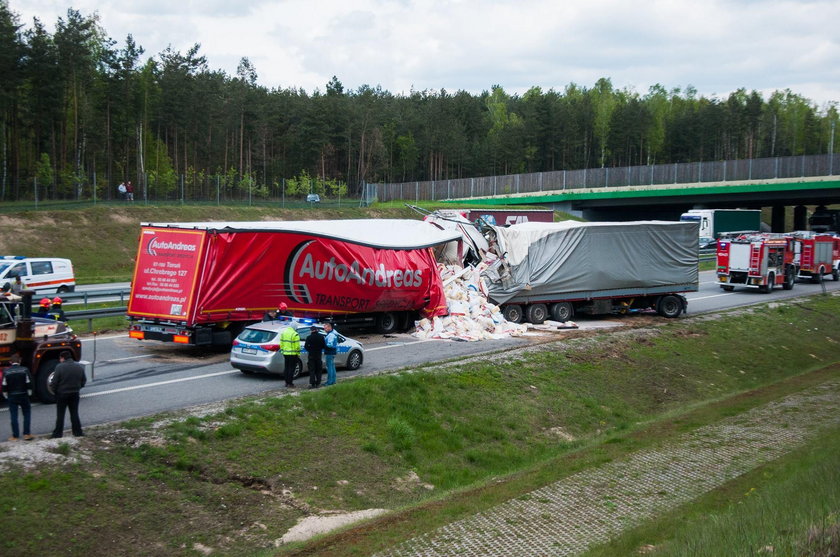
left=304, top=326, right=325, bottom=388
left=323, top=321, right=338, bottom=386
left=280, top=324, right=300, bottom=388
left=49, top=350, right=86, bottom=438
left=2, top=353, right=34, bottom=441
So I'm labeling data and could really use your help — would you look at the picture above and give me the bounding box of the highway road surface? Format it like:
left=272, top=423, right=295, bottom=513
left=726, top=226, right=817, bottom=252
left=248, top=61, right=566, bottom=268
left=3, top=271, right=838, bottom=438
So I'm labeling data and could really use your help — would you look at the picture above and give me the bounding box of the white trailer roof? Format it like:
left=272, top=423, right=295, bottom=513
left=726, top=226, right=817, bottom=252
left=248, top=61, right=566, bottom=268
left=140, top=219, right=462, bottom=249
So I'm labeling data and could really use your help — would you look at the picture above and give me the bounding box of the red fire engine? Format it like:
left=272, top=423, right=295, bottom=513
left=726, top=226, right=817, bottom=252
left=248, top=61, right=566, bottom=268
left=717, top=232, right=796, bottom=292
left=792, top=232, right=840, bottom=282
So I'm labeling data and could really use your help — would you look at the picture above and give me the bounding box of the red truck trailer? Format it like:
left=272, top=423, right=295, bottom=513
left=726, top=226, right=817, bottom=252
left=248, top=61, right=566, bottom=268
left=127, top=220, right=461, bottom=345
left=717, top=232, right=796, bottom=292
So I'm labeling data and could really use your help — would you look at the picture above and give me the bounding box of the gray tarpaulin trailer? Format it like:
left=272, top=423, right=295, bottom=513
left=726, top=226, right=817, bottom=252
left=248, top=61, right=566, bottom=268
left=481, top=220, right=700, bottom=323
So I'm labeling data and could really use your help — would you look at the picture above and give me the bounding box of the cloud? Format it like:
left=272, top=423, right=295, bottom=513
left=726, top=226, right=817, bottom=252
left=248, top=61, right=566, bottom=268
left=8, top=0, right=840, bottom=105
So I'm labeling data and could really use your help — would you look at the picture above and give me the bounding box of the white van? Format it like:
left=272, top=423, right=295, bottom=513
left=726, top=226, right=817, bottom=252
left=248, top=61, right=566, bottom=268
left=0, top=256, right=76, bottom=294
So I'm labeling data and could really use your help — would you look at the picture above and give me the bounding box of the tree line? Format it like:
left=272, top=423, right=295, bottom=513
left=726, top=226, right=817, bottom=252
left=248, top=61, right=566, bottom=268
left=0, top=5, right=837, bottom=202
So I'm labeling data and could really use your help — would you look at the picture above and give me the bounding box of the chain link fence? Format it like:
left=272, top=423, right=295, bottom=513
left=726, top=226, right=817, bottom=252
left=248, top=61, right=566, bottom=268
left=375, top=153, right=839, bottom=202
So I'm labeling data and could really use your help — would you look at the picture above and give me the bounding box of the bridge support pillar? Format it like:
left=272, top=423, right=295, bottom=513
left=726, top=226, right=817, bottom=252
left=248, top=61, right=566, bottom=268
left=771, top=205, right=786, bottom=232
left=793, top=205, right=807, bottom=231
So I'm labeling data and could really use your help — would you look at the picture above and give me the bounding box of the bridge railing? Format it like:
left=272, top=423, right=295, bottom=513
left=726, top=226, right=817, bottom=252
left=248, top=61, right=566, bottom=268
left=375, top=153, right=837, bottom=202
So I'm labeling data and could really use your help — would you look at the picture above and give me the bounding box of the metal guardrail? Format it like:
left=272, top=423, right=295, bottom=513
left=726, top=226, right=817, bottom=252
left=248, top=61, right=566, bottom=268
left=59, top=288, right=129, bottom=306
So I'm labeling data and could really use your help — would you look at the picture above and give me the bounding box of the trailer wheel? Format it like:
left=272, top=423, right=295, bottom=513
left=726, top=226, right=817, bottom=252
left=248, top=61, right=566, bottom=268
left=375, top=312, right=398, bottom=334
left=525, top=304, right=548, bottom=325
left=656, top=295, right=682, bottom=318
left=502, top=304, right=523, bottom=323
left=783, top=267, right=795, bottom=290
left=721, top=285, right=735, bottom=292
left=35, top=358, right=58, bottom=404
left=550, top=302, right=574, bottom=322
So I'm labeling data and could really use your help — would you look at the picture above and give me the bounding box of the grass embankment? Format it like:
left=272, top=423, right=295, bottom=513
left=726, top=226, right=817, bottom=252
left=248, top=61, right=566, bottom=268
left=0, top=295, right=838, bottom=556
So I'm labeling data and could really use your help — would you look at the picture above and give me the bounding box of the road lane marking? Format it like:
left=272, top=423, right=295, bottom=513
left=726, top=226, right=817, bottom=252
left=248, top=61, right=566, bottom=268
left=99, top=354, right=154, bottom=363
left=81, top=369, right=239, bottom=398
left=689, top=293, right=739, bottom=301
left=365, top=339, right=438, bottom=352
left=81, top=333, right=129, bottom=342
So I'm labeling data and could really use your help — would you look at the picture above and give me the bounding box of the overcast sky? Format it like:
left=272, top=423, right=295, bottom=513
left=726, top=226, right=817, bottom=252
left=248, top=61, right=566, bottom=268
left=9, top=0, right=840, bottom=108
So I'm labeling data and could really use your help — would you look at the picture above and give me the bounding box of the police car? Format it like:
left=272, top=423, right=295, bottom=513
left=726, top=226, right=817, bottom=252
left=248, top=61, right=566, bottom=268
left=230, top=317, right=364, bottom=378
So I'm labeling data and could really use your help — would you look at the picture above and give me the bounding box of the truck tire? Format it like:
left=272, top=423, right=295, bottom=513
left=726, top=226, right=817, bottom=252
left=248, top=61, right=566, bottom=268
left=525, top=304, right=548, bottom=324
left=550, top=302, right=574, bottom=322
left=35, top=358, right=58, bottom=404
left=783, top=267, right=795, bottom=290
left=759, top=273, right=774, bottom=293
left=502, top=304, right=523, bottom=323
left=346, top=350, right=363, bottom=370
left=375, top=312, right=398, bottom=334
left=833, top=265, right=840, bottom=282
left=656, top=295, right=682, bottom=318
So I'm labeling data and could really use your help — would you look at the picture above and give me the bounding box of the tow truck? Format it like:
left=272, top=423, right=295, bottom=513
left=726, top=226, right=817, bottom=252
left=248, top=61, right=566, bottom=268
left=0, top=290, right=82, bottom=403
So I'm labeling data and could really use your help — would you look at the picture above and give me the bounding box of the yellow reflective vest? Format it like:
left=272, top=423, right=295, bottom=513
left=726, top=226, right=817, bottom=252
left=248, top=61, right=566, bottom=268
left=280, top=326, right=300, bottom=356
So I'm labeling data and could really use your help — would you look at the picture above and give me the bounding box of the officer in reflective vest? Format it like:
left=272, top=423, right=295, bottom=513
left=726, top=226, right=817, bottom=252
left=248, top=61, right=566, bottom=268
left=280, top=325, right=300, bottom=388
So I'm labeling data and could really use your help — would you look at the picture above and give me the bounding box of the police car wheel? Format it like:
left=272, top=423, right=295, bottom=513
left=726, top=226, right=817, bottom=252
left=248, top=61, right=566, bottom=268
left=346, top=350, right=363, bottom=370
left=293, top=359, right=303, bottom=379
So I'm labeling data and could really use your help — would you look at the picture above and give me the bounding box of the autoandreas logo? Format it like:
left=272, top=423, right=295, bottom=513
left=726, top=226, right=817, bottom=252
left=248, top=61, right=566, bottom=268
left=146, top=236, right=199, bottom=256
left=284, top=240, right=424, bottom=304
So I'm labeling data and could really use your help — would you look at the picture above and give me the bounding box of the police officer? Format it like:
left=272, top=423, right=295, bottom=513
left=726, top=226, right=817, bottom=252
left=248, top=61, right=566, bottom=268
left=280, top=324, right=300, bottom=388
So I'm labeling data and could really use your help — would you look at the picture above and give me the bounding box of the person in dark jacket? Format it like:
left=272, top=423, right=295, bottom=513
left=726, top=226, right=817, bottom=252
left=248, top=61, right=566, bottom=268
left=262, top=308, right=279, bottom=321
left=2, top=354, right=34, bottom=441
left=48, top=297, right=67, bottom=322
left=35, top=297, right=52, bottom=318
left=49, top=351, right=86, bottom=438
left=304, top=326, right=326, bottom=388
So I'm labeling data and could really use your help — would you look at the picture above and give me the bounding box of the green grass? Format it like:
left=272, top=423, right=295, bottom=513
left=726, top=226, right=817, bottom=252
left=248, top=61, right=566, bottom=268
left=0, top=295, right=838, bottom=556
left=584, top=424, right=840, bottom=557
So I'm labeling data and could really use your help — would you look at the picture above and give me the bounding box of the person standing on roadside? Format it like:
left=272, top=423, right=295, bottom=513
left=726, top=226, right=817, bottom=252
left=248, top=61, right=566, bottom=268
left=2, top=354, right=34, bottom=441
left=125, top=181, right=134, bottom=202
left=304, top=326, right=326, bottom=388
left=49, top=351, right=86, bottom=438
left=280, top=324, right=300, bottom=388
left=323, top=321, right=338, bottom=386
left=262, top=308, right=279, bottom=322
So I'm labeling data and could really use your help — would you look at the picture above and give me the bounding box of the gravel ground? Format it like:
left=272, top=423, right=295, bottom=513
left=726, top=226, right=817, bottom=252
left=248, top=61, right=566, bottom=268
left=373, top=378, right=840, bottom=557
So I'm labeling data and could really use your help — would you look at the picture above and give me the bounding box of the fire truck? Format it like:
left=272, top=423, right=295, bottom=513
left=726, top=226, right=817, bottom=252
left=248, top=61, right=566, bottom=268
left=717, top=232, right=796, bottom=292
left=792, top=232, right=840, bottom=282
left=0, top=290, right=82, bottom=403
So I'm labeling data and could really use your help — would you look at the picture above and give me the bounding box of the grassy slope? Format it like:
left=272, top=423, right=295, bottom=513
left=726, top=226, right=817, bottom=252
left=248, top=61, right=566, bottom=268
left=0, top=296, right=838, bottom=556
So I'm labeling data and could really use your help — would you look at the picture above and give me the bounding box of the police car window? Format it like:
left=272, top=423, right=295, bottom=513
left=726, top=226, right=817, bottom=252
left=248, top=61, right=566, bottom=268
left=238, top=329, right=276, bottom=343
left=8, top=263, right=27, bottom=277
left=31, top=261, right=53, bottom=275
left=297, top=327, right=311, bottom=339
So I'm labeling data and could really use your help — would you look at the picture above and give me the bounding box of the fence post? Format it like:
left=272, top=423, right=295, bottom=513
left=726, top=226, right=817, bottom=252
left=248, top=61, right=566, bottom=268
left=539, top=172, right=543, bottom=192
left=494, top=175, right=497, bottom=196
left=563, top=170, right=566, bottom=190
left=723, top=160, right=726, bottom=182
left=749, top=159, right=753, bottom=180
left=605, top=167, right=608, bottom=187
left=775, top=157, right=779, bottom=178
left=471, top=177, right=474, bottom=198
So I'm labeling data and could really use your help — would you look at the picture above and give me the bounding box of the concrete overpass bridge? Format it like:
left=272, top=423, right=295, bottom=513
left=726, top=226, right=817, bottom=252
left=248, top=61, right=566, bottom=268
left=374, top=154, right=840, bottom=231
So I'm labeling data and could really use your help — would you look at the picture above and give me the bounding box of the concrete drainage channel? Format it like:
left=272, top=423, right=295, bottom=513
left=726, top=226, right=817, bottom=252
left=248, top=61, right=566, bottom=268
left=373, top=379, right=840, bottom=557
